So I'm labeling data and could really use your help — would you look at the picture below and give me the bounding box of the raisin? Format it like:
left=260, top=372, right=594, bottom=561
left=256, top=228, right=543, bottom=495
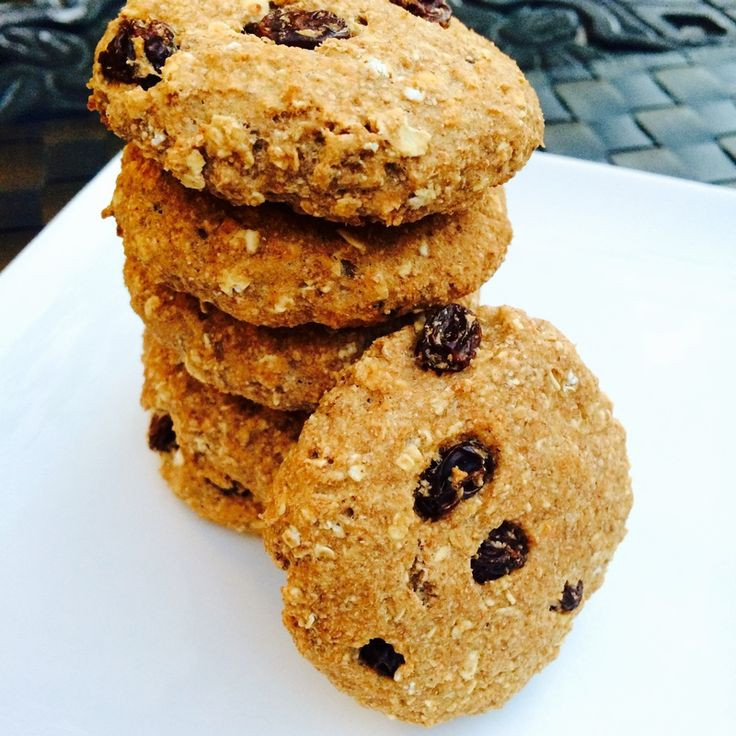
left=358, top=638, right=405, bottom=677
left=471, top=521, right=529, bottom=583
left=414, top=440, right=495, bottom=520
left=196, top=300, right=212, bottom=320
left=551, top=580, right=583, bottom=613
left=98, top=18, right=176, bottom=89
left=208, top=479, right=253, bottom=499
left=390, top=0, right=452, bottom=28
left=415, top=304, right=481, bottom=374
left=244, top=9, right=351, bottom=50
left=341, top=259, right=357, bottom=278
left=148, top=413, right=177, bottom=453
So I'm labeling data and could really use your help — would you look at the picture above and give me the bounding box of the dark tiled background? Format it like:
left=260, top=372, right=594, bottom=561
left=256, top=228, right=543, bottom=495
left=1, top=0, right=735, bottom=270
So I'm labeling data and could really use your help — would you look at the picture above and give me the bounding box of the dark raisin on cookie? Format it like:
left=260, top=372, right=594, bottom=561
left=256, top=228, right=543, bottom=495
left=341, top=259, right=357, bottom=278
left=390, top=0, right=452, bottom=27
left=99, top=19, right=177, bottom=89
left=215, top=480, right=253, bottom=499
left=471, top=521, right=529, bottom=583
left=414, top=440, right=495, bottom=520
left=358, top=638, right=405, bottom=677
left=550, top=580, right=584, bottom=613
left=415, top=304, right=482, bottom=374
left=244, top=9, right=351, bottom=50
left=148, top=413, right=178, bottom=453
left=196, top=300, right=212, bottom=320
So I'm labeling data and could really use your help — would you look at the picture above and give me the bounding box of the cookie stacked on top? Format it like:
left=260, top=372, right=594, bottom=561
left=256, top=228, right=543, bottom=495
left=91, top=0, right=632, bottom=727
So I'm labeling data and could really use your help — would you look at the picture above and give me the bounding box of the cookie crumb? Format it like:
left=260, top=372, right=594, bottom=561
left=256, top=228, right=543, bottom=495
left=403, top=87, right=425, bottom=102
left=282, top=525, right=301, bottom=548
left=366, top=57, right=390, bottom=77
left=460, top=651, right=479, bottom=681
left=395, top=123, right=431, bottom=157
left=348, top=463, right=366, bottom=482
left=314, top=543, right=336, bottom=559
left=395, top=442, right=423, bottom=472
left=324, top=520, right=345, bottom=538
left=336, top=228, right=367, bottom=253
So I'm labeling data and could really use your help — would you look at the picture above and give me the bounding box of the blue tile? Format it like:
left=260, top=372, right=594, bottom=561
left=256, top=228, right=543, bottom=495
left=591, top=56, right=647, bottom=78
left=705, top=61, right=736, bottom=94
left=636, top=51, right=689, bottom=69
left=590, top=115, right=653, bottom=151
left=533, top=84, right=573, bottom=124
left=655, top=66, right=727, bottom=102
left=684, top=46, right=736, bottom=64
left=611, top=148, right=689, bottom=178
left=547, top=64, right=594, bottom=83
left=694, top=100, right=736, bottom=136
left=554, top=80, right=629, bottom=121
left=636, top=106, right=714, bottom=145
left=543, top=122, right=609, bottom=161
left=720, top=134, right=736, bottom=160
left=674, top=142, right=736, bottom=182
left=611, top=72, right=674, bottom=109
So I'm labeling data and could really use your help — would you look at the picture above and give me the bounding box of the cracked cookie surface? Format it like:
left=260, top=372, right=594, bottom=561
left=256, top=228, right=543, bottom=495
left=264, top=305, right=632, bottom=725
left=89, top=0, right=542, bottom=224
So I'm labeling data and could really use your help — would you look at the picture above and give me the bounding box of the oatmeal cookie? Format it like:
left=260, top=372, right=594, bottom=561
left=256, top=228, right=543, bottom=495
left=141, top=331, right=305, bottom=510
left=110, top=146, right=511, bottom=328
left=127, top=256, right=478, bottom=411
left=264, top=305, right=632, bottom=725
left=89, top=0, right=543, bottom=225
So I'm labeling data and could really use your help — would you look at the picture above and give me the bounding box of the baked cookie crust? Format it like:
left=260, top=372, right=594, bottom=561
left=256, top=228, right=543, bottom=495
left=89, top=0, right=543, bottom=224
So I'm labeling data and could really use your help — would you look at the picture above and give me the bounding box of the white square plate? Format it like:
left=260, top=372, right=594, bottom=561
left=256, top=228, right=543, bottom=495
left=1, top=153, right=734, bottom=735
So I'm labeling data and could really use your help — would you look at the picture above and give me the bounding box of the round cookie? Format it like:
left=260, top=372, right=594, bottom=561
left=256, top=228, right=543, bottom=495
left=128, top=257, right=410, bottom=410
left=157, top=443, right=266, bottom=534
left=88, top=0, right=543, bottom=225
left=127, top=256, right=479, bottom=411
left=110, top=145, right=511, bottom=328
left=264, top=305, right=632, bottom=725
left=141, top=331, right=305, bottom=508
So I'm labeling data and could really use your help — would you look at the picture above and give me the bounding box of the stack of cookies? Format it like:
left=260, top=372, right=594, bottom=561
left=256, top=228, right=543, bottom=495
left=90, top=0, right=632, bottom=726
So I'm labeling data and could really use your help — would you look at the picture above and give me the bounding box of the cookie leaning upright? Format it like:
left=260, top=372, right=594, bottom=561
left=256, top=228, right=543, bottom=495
left=88, top=0, right=543, bottom=225
left=264, top=305, right=632, bottom=725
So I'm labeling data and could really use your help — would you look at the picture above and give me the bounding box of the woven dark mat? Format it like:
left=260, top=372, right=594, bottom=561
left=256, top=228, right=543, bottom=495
left=1, top=0, right=735, bottom=268
left=455, top=1, right=736, bottom=183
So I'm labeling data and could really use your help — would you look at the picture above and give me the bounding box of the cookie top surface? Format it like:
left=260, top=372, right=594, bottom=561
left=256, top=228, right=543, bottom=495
left=89, top=0, right=543, bottom=225
left=112, top=145, right=511, bottom=328
left=264, top=305, right=632, bottom=725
